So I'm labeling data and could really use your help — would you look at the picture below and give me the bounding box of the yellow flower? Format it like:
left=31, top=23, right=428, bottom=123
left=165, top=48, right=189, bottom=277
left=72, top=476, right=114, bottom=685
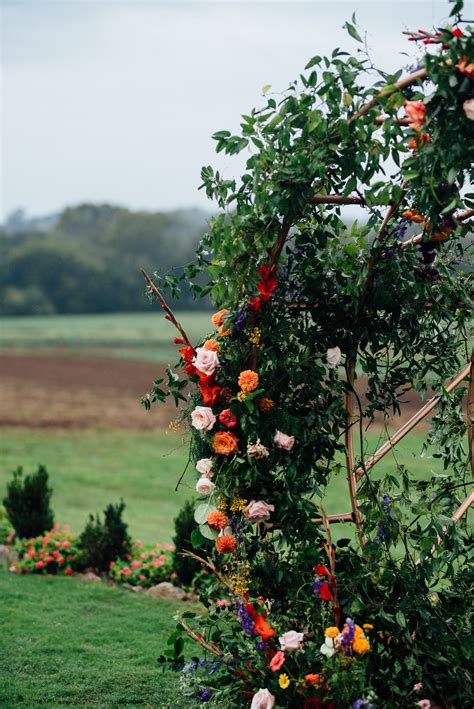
left=230, top=497, right=248, bottom=512
left=278, top=673, right=290, bottom=689
left=363, top=623, right=374, bottom=630
left=237, top=391, right=248, bottom=402
left=325, top=626, right=340, bottom=638
left=353, top=637, right=370, bottom=654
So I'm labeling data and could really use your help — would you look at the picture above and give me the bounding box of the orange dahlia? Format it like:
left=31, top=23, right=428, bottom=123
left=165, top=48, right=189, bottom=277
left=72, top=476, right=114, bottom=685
left=207, top=510, right=229, bottom=530
left=257, top=397, right=274, bottom=412
left=215, top=534, right=236, bottom=554
left=212, top=431, right=238, bottom=456
left=238, top=369, right=259, bottom=392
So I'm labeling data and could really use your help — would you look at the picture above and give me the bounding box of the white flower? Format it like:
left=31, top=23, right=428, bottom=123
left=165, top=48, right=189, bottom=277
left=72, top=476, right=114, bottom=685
left=190, top=406, right=216, bottom=431
left=250, top=688, right=275, bottom=709
left=463, top=98, right=474, bottom=120
left=193, top=347, right=219, bottom=377
left=320, top=642, right=336, bottom=658
left=196, top=458, right=213, bottom=477
left=195, top=477, right=215, bottom=496
left=326, top=346, right=341, bottom=368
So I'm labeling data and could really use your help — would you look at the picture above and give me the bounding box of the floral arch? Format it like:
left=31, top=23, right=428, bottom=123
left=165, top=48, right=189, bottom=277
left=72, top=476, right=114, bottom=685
left=143, top=3, right=473, bottom=707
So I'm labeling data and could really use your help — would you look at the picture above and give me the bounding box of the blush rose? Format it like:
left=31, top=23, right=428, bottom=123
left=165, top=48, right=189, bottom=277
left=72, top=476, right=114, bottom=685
left=274, top=430, right=295, bottom=450
left=191, top=406, right=216, bottom=431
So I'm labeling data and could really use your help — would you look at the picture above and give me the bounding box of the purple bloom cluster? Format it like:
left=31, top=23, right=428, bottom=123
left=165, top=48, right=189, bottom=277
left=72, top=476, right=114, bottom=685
left=352, top=700, right=373, bottom=709
left=235, top=600, right=255, bottom=636
left=196, top=688, right=212, bottom=701
left=376, top=494, right=393, bottom=543
left=313, top=578, right=325, bottom=595
left=339, top=617, right=356, bottom=648
left=393, top=216, right=410, bottom=241
left=234, top=306, right=247, bottom=332
left=255, top=641, right=265, bottom=651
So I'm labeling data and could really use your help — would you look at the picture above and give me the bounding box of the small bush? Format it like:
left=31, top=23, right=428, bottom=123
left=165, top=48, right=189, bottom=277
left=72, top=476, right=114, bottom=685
left=172, top=499, right=202, bottom=586
left=0, top=505, right=14, bottom=544
left=110, top=541, right=174, bottom=588
left=3, top=465, right=54, bottom=539
left=12, top=525, right=79, bottom=575
left=77, top=500, right=132, bottom=573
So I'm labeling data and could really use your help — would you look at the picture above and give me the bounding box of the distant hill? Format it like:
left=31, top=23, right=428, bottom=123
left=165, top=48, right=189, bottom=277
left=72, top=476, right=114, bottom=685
left=0, top=204, right=210, bottom=315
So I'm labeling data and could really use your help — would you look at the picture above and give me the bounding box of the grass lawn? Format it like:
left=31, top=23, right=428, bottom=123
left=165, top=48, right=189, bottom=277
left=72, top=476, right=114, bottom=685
left=0, top=312, right=212, bottom=362
left=0, top=571, right=200, bottom=708
left=0, top=427, right=449, bottom=545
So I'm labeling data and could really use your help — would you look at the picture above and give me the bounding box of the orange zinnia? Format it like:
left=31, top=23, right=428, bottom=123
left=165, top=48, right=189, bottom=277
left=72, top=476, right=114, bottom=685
left=238, top=370, right=259, bottom=392
left=215, top=534, right=236, bottom=553
left=212, top=431, right=239, bottom=456
left=207, top=511, right=229, bottom=530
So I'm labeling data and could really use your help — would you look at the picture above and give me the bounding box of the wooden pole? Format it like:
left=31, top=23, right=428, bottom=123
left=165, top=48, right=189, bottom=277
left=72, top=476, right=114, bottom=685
left=345, top=359, right=365, bottom=546
left=468, top=351, right=474, bottom=479
left=354, top=363, right=471, bottom=481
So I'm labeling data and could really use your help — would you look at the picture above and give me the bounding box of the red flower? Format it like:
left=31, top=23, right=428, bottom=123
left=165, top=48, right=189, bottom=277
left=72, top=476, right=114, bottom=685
left=36, top=561, right=45, bottom=570
left=184, top=362, right=196, bottom=377
left=179, top=345, right=194, bottom=363
left=218, top=408, right=238, bottom=428
left=452, top=27, right=463, bottom=37
left=314, top=564, right=329, bottom=577
left=257, top=278, right=277, bottom=301
left=65, top=567, right=73, bottom=576
left=248, top=296, right=262, bottom=312
left=258, top=265, right=276, bottom=281
left=319, top=582, right=332, bottom=601
left=254, top=614, right=276, bottom=642
left=200, top=383, right=222, bottom=406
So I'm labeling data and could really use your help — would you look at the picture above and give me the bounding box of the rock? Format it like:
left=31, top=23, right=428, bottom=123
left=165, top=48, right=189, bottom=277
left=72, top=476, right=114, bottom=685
left=122, top=582, right=143, bottom=593
left=146, top=582, right=187, bottom=600
left=80, top=571, right=102, bottom=582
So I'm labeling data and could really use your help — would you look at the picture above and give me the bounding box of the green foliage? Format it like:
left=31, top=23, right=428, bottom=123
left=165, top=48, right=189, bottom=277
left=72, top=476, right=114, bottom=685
left=151, top=8, right=473, bottom=707
left=0, top=505, right=14, bottom=543
left=0, top=204, right=208, bottom=314
left=3, top=465, right=54, bottom=539
left=172, top=499, right=203, bottom=586
left=77, top=500, right=132, bottom=573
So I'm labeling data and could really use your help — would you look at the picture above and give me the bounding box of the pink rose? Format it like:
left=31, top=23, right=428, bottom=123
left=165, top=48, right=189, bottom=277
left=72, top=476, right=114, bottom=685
left=269, top=650, right=285, bottom=671
left=414, top=683, right=423, bottom=692
left=193, top=347, right=219, bottom=377
left=245, top=500, right=275, bottom=523
left=131, top=560, right=141, bottom=569
left=250, top=688, right=275, bottom=709
left=326, top=346, right=341, bottom=368
left=463, top=98, right=474, bottom=120
left=195, top=477, right=215, bottom=496
left=247, top=439, right=269, bottom=458
left=405, top=99, right=426, bottom=128
left=196, top=458, right=213, bottom=477
left=191, top=406, right=216, bottom=431
left=274, top=430, right=295, bottom=450
left=418, top=701, right=430, bottom=709
left=279, top=630, right=305, bottom=652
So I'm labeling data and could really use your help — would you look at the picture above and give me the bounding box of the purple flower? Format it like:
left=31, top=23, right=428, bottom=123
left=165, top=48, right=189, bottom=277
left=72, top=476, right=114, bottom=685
left=353, top=700, right=373, bottom=709
left=234, top=306, right=247, bottom=331
left=255, top=641, right=265, bottom=651
left=235, top=600, right=255, bottom=636
left=339, top=617, right=355, bottom=648
left=197, top=688, right=211, bottom=701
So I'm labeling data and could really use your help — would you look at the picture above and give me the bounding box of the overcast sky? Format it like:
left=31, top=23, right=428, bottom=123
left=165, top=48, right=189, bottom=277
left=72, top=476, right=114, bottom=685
left=2, top=0, right=472, bottom=220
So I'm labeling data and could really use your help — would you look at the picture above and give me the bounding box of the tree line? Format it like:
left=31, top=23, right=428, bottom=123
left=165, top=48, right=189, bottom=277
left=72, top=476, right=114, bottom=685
left=0, top=204, right=209, bottom=315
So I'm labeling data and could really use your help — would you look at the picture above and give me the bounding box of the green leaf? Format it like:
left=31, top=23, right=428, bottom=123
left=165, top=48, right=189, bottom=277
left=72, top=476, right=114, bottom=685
left=344, top=22, right=362, bottom=43
left=194, top=502, right=217, bottom=524
left=199, top=524, right=219, bottom=541
left=190, top=528, right=206, bottom=548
